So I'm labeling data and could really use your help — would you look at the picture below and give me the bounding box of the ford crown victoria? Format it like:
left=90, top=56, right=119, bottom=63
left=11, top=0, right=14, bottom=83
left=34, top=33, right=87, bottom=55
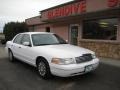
left=5, top=32, right=99, bottom=79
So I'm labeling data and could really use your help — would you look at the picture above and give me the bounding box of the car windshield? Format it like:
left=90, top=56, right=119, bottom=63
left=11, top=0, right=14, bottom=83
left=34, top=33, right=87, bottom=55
left=31, top=34, right=67, bottom=46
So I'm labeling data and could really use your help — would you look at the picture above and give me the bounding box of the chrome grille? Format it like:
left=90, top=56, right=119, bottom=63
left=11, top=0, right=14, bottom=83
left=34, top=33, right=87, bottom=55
left=76, top=54, right=93, bottom=64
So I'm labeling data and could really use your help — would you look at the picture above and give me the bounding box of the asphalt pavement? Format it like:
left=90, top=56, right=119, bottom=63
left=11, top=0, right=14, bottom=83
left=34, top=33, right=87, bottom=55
left=0, top=43, right=120, bottom=90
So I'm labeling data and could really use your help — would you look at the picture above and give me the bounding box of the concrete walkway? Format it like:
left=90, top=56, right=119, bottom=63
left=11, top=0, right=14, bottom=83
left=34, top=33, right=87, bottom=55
left=100, top=57, right=120, bottom=68
left=0, top=44, right=7, bottom=59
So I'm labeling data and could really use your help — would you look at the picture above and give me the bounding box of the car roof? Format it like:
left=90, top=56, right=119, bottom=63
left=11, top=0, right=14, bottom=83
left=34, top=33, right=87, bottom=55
left=20, top=32, right=54, bottom=35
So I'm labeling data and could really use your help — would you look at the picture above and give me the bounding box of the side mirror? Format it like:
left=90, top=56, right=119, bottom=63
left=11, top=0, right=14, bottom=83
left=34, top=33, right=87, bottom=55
left=23, top=42, right=30, bottom=46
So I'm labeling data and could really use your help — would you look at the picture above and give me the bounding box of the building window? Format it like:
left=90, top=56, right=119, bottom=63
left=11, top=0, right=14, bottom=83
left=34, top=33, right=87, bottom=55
left=46, top=27, right=50, bottom=32
left=82, top=18, right=118, bottom=40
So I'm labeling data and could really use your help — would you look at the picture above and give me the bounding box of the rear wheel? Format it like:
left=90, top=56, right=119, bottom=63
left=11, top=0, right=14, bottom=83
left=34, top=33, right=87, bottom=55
left=8, top=50, right=15, bottom=62
left=37, top=59, right=52, bottom=79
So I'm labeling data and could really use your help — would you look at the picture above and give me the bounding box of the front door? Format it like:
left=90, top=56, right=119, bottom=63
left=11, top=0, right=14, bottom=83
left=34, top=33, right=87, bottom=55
left=70, top=25, right=78, bottom=45
left=19, top=34, right=34, bottom=64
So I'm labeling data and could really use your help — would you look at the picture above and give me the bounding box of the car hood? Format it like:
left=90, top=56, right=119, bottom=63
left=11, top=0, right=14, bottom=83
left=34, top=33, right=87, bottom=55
left=33, top=44, right=94, bottom=58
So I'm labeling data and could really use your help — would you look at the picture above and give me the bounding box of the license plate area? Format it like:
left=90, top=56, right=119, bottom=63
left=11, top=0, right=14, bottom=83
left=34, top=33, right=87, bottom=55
left=85, top=65, right=93, bottom=72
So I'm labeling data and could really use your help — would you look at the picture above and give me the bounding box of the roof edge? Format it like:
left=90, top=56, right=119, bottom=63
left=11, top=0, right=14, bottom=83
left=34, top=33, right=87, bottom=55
left=25, top=15, right=41, bottom=21
left=40, top=0, right=83, bottom=12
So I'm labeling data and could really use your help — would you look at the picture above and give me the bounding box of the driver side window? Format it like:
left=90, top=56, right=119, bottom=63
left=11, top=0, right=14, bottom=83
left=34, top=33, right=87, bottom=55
left=21, top=34, right=31, bottom=46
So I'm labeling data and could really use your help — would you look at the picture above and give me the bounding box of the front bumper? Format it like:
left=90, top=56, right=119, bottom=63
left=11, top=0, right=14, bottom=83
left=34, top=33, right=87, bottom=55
left=50, top=58, right=99, bottom=77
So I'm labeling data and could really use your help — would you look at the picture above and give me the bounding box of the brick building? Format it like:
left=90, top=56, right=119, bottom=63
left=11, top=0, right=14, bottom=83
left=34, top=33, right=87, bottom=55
left=25, top=0, right=120, bottom=59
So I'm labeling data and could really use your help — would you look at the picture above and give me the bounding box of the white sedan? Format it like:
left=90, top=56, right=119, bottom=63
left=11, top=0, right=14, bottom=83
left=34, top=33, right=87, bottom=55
left=5, top=32, right=99, bottom=79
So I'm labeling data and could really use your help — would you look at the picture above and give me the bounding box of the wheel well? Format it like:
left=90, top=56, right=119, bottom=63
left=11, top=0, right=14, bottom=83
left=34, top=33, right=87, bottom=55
left=36, top=56, right=49, bottom=66
left=8, top=48, right=11, bottom=52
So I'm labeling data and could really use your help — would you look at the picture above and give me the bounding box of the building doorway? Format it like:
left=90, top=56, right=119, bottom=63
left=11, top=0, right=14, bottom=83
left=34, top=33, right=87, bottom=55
left=46, top=27, right=50, bottom=32
left=70, top=25, right=78, bottom=45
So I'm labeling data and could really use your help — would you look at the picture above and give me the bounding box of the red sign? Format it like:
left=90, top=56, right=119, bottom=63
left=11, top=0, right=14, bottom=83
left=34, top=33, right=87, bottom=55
left=46, top=0, right=120, bottom=20
left=47, top=0, right=86, bottom=19
left=108, top=0, right=120, bottom=7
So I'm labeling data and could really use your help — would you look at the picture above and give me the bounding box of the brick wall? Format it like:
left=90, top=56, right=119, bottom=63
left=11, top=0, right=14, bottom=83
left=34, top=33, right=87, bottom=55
left=79, top=40, right=120, bottom=59
left=52, top=25, right=69, bottom=41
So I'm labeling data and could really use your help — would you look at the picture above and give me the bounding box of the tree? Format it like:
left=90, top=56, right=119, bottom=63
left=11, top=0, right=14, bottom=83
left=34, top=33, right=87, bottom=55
left=3, top=22, right=28, bottom=41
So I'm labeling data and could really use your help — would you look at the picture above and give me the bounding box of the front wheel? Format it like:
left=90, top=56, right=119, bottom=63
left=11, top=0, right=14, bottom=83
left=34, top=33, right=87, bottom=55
left=8, top=50, right=15, bottom=62
left=37, top=60, right=52, bottom=79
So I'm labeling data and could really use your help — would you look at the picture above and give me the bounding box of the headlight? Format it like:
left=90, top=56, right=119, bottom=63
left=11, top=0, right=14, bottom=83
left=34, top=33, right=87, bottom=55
left=51, top=58, right=75, bottom=65
left=91, top=54, right=96, bottom=59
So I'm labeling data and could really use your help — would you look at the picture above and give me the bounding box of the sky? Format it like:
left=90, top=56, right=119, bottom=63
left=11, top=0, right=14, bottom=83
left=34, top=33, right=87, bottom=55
left=0, top=0, right=73, bottom=32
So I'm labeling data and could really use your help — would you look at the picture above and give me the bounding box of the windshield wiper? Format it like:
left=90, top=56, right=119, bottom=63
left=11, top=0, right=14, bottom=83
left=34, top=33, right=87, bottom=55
left=60, top=42, right=67, bottom=44
left=35, top=44, right=52, bottom=46
left=35, top=43, right=67, bottom=46
left=51, top=43, right=67, bottom=45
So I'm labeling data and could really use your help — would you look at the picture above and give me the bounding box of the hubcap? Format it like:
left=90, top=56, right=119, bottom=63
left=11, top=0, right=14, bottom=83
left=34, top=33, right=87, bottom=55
left=38, top=62, right=46, bottom=76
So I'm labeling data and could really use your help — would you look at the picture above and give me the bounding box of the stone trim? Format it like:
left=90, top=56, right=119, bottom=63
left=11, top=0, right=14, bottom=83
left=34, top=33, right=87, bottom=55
left=78, top=40, right=120, bottom=59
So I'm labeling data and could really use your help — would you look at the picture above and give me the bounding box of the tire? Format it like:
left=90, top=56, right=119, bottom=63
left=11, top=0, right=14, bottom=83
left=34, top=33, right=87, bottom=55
left=8, top=50, right=15, bottom=62
left=37, top=59, right=52, bottom=79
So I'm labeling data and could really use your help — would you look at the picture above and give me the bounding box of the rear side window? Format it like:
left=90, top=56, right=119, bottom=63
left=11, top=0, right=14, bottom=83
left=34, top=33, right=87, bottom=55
left=13, top=34, right=23, bottom=44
